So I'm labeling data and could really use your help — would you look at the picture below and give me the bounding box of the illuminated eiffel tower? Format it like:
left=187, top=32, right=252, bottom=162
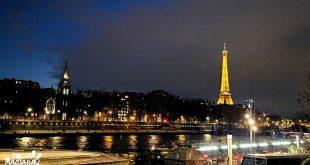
left=217, top=43, right=233, bottom=105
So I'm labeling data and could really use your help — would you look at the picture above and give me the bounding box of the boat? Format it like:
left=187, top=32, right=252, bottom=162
left=135, top=143, right=208, bottom=165
left=163, top=147, right=208, bottom=165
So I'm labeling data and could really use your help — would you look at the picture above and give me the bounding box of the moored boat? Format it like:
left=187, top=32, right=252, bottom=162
left=164, top=147, right=208, bottom=165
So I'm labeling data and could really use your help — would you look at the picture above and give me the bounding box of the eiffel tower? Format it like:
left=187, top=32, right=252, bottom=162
left=217, top=43, right=233, bottom=105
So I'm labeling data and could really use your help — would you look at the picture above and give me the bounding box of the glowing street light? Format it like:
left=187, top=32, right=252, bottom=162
left=27, top=107, right=32, bottom=113
left=244, top=98, right=257, bottom=154
left=248, top=119, right=255, bottom=125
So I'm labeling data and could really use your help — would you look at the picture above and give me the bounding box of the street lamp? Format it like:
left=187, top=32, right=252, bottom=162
left=26, top=107, right=32, bottom=119
left=248, top=119, right=255, bottom=126
left=245, top=114, right=250, bottom=119
left=248, top=118, right=255, bottom=153
left=244, top=98, right=257, bottom=154
left=27, top=107, right=32, bottom=113
left=206, top=117, right=210, bottom=124
left=252, top=125, right=258, bottom=132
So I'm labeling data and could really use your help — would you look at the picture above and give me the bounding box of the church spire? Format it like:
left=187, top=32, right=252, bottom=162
left=58, top=60, right=71, bottom=95
left=63, top=60, right=69, bottom=79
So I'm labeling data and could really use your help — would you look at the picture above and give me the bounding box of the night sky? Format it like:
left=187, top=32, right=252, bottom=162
left=1, top=0, right=310, bottom=116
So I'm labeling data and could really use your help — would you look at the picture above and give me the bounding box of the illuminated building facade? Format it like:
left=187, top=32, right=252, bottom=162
left=118, top=95, right=130, bottom=122
left=217, top=43, right=233, bottom=105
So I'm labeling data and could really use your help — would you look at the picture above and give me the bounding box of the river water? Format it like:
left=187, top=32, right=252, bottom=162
left=0, top=134, right=281, bottom=162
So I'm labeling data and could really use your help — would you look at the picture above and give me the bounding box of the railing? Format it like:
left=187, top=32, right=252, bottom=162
left=197, top=139, right=303, bottom=152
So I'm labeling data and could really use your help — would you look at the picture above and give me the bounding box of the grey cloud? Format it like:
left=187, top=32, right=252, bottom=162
left=45, top=0, right=310, bottom=116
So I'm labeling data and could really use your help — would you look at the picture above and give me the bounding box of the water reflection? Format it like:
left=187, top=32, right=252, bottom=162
left=128, top=135, right=137, bottom=149
left=148, top=135, right=159, bottom=149
left=204, top=134, right=212, bottom=142
left=36, top=139, right=47, bottom=147
left=17, top=137, right=32, bottom=148
left=103, top=136, right=114, bottom=149
left=77, top=136, right=88, bottom=149
left=16, top=136, right=63, bottom=149
left=49, top=136, right=63, bottom=149
left=178, top=135, right=186, bottom=144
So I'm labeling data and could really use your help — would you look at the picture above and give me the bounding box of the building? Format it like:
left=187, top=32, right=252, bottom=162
left=56, top=61, right=71, bottom=120
left=0, top=78, right=40, bottom=118
left=217, top=43, right=234, bottom=105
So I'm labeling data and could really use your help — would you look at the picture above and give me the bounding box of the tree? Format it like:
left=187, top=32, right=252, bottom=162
left=298, top=61, right=310, bottom=114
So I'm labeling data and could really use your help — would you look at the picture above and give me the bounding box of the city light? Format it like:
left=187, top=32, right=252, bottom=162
left=27, top=107, right=32, bottom=113
left=129, top=116, right=135, bottom=121
left=248, top=119, right=255, bottom=125
left=198, top=140, right=297, bottom=152
left=252, top=125, right=258, bottom=132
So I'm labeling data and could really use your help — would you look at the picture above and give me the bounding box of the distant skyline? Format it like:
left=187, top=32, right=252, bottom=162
left=1, top=0, right=310, bottom=116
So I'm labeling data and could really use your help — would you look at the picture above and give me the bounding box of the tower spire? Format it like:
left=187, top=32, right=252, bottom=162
left=58, top=60, right=71, bottom=95
left=65, top=60, right=67, bottom=71
left=63, top=60, right=69, bottom=79
left=217, top=43, right=233, bottom=105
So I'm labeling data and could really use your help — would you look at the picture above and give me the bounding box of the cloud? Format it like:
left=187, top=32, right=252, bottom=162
left=54, top=1, right=310, bottom=116
left=3, top=0, right=310, bottom=116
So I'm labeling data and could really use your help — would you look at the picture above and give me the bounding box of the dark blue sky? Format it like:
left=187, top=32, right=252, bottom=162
left=1, top=0, right=310, bottom=116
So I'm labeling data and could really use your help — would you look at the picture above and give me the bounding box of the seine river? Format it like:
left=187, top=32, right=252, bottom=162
left=0, top=134, right=279, bottom=162
left=0, top=134, right=222, bottom=159
left=0, top=134, right=203, bottom=151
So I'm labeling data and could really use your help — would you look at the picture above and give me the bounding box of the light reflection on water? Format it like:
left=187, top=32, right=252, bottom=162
left=10, top=134, right=268, bottom=153
left=148, top=135, right=159, bottom=149
left=77, top=136, right=88, bottom=149
left=103, top=136, right=114, bottom=149
left=204, top=134, right=212, bottom=142
left=178, top=135, right=186, bottom=144
left=13, top=134, right=179, bottom=151
left=16, top=136, right=63, bottom=149
left=128, top=135, right=137, bottom=149
left=50, top=136, right=62, bottom=146
left=17, top=137, right=32, bottom=148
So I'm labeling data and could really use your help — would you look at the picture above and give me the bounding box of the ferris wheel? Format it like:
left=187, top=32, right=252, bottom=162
left=45, top=97, right=56, bottom=114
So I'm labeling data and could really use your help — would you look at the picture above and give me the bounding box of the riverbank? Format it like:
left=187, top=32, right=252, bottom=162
left=0, top=129, right=210, bottom=137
